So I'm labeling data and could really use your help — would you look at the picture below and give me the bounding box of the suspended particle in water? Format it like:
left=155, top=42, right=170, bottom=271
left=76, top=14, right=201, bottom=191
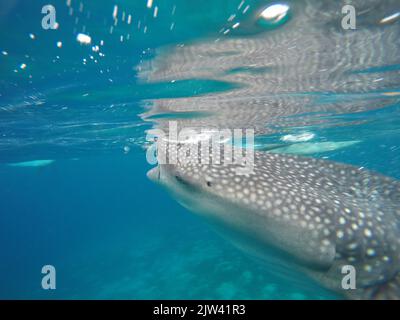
left=76, top=33, right=91, bottom=45
left=258, top=3, right=290, bottom=26
left=57, top=41, right=62, bottom=48
left=281, top=132, right=315, bottom=143
left=20, top=63, right=27, bottom=70
left=124, top=146, right=131, bottom=154
left=113, top=5, right=118, bottom=19
left=29, top=33, right=36, bottom=40
left=380, top=12, right=400, bottom=24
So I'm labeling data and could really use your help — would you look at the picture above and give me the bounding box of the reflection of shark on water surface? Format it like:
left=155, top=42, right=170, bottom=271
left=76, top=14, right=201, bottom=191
left=142, top=0, right=400, bottom=299
left=139, top=0, right=400, bottom=137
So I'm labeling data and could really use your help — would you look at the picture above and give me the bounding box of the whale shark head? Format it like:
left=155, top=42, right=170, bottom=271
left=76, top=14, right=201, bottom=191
left=147, top=156, right=337, bottom=269
left=148, top=148, right=400, bottom=299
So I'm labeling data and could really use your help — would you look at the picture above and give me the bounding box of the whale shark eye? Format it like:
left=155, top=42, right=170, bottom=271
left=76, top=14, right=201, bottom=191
left=206, top=181, right=212, bottom=187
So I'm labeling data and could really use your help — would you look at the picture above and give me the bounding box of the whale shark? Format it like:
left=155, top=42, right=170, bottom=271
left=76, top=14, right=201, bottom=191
left=148, top=148, right=400, bottom=299
left=142, top=0, right=400, bottom=299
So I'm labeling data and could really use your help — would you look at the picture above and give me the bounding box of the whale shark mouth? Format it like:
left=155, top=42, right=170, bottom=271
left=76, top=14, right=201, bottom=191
left=147, top=166, right=160, bottom=182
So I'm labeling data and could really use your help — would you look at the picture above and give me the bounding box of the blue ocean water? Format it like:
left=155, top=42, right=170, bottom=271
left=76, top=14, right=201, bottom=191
left=1, top=0, right=400, bottom=299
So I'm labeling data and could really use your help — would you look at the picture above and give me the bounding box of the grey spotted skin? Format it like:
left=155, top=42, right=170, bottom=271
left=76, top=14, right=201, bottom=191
left=148, top=150, right=400, bottom=299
